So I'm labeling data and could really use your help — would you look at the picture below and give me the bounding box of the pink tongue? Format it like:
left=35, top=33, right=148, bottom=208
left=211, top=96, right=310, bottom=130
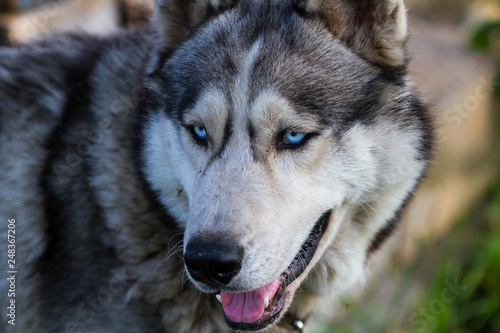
left=220, top=278, right=281, bottom=324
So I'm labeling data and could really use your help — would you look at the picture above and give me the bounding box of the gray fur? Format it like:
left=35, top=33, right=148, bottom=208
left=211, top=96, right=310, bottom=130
left=0, top=1, right=433, bottom=332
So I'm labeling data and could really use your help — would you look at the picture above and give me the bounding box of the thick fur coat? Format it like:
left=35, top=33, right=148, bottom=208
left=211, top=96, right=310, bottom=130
left=0, top=0, right=433, bottom=332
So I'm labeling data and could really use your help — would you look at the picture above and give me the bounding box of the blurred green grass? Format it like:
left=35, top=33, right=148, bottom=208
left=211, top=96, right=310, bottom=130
left=413, top=179, right=500, bottom=333
left=470, top=18, right=500, bottom=96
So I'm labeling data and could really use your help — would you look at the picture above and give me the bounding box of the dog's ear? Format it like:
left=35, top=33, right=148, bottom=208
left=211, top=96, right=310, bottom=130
left=154, top=0, right=236, bottom=48
left=295, top=0, right=408, bottom=67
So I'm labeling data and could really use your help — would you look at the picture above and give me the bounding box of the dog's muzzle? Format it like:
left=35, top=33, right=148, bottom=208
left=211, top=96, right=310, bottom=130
left=184, top=210, right=332, bottom=331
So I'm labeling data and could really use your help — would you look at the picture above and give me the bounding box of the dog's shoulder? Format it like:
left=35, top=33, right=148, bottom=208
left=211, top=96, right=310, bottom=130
left=0, top=25, right=153, bottom=125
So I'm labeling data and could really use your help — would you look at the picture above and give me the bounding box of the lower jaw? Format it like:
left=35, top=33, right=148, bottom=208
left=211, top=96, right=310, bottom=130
left=222, top=210, right=332, bottom=331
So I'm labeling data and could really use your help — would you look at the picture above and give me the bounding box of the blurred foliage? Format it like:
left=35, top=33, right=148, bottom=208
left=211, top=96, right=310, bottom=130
left=470, top=2, right=500, bottom=95
left=412, top=179, right=500, bottom=333
left=470, top=22, right=500, bottom=52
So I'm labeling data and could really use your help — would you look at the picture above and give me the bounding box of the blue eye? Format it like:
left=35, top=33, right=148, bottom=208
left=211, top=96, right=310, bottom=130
left=283, top=131, right=307, bottom=145
left=193, top=126, right=207, bottom=140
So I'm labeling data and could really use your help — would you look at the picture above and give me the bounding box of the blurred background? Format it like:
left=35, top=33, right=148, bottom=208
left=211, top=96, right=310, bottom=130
left=0, top=0, right=499, bottom=332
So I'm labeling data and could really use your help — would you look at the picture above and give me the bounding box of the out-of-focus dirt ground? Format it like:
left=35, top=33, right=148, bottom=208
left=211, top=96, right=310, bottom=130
left=1, top=0, right=499, bottom=332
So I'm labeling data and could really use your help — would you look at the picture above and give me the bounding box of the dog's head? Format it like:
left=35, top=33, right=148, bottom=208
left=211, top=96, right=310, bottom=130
left=141, top=0, right=431, bottom=330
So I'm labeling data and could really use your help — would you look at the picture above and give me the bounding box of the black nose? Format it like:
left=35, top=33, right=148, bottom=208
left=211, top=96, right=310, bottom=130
left=184, top=239, right=244, bottom=286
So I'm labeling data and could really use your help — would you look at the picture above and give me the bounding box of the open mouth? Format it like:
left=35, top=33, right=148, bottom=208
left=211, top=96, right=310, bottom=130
left=220, top=210, right=332, bottom=331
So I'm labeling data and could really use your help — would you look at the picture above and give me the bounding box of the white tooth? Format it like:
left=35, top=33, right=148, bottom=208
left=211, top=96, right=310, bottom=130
left=216, top=294, right=222, bottom=304
left=264, top=297, right=269, bottom=308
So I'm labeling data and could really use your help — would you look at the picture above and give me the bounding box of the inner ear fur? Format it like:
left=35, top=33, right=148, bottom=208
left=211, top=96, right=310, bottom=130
left=298, top=0, right=408, bottom=68
left=154, top=0, right=237, bottom=48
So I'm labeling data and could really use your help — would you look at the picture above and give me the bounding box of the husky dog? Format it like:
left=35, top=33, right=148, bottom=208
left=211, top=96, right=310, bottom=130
left=0, top=0, right=433, bottom=332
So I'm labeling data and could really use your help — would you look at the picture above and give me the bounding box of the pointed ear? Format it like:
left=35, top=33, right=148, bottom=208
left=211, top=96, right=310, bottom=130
left=153, top=0, right=236, bottom=48
left=296, top=0, right=408, bottom=67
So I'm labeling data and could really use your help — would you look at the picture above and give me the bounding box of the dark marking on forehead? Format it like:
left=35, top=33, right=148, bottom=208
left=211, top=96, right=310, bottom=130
left=206, top=112, right=234, bottom=168
left=169, top=81, right=204, bottom=120
left=161, top=22, right=240, bottom=120
left=247, top=122, right=260, bottom=163
left=241, top=19, right=349, bottom=127
left=221, top=54, right=238, bottom=86
left=283, top=86, right=340, bottom=127
left=220, top=113, right=234, bottom=157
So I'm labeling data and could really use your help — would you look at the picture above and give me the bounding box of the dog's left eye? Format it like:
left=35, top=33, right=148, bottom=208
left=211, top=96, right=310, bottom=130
left=283, top=131, right=307, bottom=145
left=193, top=126, right=208, bottom=140
left=277, top=130, right=312, bottom=150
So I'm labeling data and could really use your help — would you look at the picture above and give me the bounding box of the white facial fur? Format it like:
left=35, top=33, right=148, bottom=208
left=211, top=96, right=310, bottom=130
left=142, top=41, right=427, bottom=325
left=144, top=85, right=424, bottom=280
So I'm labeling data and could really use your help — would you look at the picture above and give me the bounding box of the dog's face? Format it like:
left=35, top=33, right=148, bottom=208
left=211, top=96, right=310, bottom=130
left=141, top=0, right=430, bottom=330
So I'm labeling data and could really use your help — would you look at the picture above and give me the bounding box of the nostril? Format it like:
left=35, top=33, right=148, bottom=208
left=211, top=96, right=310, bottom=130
left=210, top=260, right=241, bottom=285
left=184, top=239, right=244, bottom=286
left=184, top=258, right=203, bottom=281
